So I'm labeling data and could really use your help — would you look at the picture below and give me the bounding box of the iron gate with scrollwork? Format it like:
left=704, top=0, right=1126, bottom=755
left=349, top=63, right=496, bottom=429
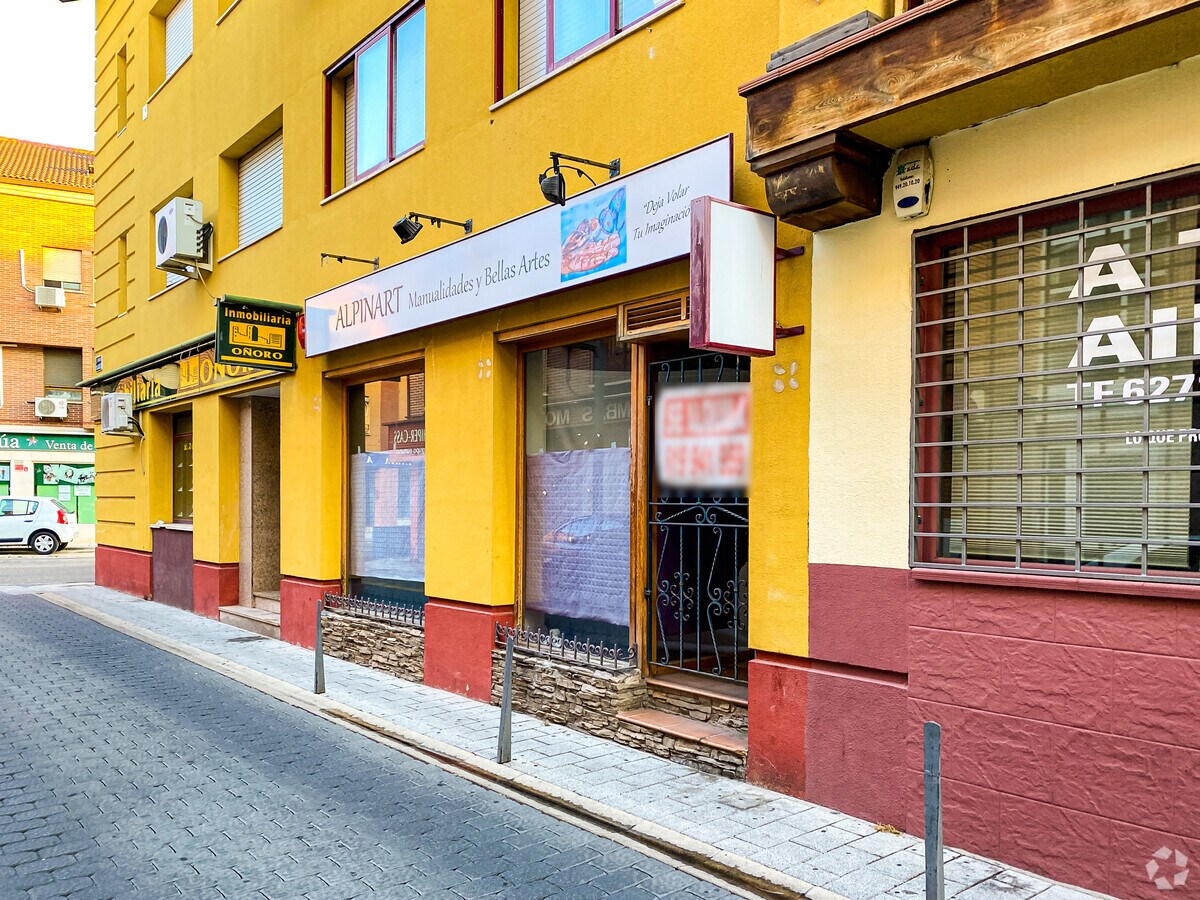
left=648, top=351, right=750, bottom=682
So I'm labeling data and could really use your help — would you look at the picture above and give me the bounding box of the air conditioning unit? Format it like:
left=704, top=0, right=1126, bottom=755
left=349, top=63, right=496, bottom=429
left=100, top=392, right=136, bottom=434
left=35, top=286, right=65, bottom=309
left=35, top=397, right=69, bottom=419
left=155, top=197, right=207, bottom=272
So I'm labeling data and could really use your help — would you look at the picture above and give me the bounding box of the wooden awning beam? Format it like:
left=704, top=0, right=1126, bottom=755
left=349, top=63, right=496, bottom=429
left=741, top=0, right=1200, bottom=230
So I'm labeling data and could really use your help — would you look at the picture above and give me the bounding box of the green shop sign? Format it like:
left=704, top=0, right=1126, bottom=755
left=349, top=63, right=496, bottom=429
left=0, top=432, right=95, bottom=453
left=216, top=296, right=299, bottom=373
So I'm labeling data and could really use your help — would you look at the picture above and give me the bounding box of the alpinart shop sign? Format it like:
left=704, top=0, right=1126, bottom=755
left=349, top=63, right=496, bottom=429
left=304, top=136, right=734, bottom=355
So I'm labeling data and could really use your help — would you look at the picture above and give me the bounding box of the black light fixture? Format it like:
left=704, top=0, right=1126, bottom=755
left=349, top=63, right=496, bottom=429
left=392, top=212, right=473, bottom=244
left=539, top=152, right=621, bottom=206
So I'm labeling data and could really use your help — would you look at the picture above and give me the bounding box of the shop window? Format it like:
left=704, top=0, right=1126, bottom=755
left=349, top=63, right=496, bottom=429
left=913, top=167, right=1200, bottom=581
left=44, top=348, right=83, bottom=403
left=515, top=0, right=670, bottom=89
left=237, top=129, right=283, bottom=248
left=326, top=3, right=425, bottom=193
left=173, top=412, right=193, bottom=523
left=35, top=464, right=95, bottom=525
left=43, top=248, right=82, bottom=292
left=348, top=373, right=426, bottom=605
left=523, top=336, right=632, bottom=645
left=163, top=0, right=193, bottom=81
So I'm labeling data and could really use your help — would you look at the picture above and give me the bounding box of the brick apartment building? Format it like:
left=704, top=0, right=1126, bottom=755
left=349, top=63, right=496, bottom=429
left=0, top=137, right=96, bottom=542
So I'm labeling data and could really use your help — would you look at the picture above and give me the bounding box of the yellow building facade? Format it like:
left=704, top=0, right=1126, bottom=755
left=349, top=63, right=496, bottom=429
left=91, top=0, right=895, bottom=796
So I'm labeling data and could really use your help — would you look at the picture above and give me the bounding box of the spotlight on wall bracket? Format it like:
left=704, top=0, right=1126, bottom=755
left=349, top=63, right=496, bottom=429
left=539, top=152, right=621, bottom=206
left=392, top=212, right=474, bottom=244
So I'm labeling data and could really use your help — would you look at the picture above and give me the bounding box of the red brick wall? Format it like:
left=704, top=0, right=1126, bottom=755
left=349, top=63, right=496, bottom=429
left=0, top=186, right=94, bottom=429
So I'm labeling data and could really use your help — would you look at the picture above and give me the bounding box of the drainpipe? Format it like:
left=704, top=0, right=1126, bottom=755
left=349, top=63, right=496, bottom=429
left=18, top=250, right=34, bottom=293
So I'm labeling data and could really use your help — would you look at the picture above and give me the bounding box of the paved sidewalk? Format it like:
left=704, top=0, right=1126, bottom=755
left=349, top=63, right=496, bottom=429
left=31, top=585, right=1103, bottom=900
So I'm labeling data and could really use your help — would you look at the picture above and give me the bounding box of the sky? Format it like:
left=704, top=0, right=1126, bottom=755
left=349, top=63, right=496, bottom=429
left=0, top=0, right=96, bottom=150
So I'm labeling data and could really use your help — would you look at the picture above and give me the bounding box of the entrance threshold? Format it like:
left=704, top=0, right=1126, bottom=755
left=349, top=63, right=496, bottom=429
left=645, top=670, right=748, bottom=706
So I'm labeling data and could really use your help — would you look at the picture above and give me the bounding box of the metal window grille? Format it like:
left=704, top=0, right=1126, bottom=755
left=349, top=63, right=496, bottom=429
left=912, top=166, right=1200, bottom=582
left=164, top=0, right=193, bottom=79
left=237, top=130, right=283, bottom=247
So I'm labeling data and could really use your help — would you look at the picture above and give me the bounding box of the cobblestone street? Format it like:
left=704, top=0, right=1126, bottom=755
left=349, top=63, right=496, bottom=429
left=0, top=593, right=739, bottom=899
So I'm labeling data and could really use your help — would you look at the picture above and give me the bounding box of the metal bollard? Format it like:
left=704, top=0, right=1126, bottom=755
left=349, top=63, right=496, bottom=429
left=314, top=597, right=326, bottom=695
left=924, top=721, right=945, bottom=900
left=497, top=632, right=514, bottom=763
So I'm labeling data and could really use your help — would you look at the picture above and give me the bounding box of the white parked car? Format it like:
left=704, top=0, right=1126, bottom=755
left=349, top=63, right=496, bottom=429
left=0, top=497, right=77, bottom=555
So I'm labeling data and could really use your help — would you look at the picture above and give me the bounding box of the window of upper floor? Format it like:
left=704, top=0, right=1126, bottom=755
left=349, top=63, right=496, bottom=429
left=326, top=2, right=426, bottom=196
left=42, top=248, right=83, bottom=293
left=510, top=0, right=673, bottom=93
left=44, top=348, right=84, bottom=404
left=164, top=0, right=194, bottom=81
left=237, top=130, right=283, bottom=248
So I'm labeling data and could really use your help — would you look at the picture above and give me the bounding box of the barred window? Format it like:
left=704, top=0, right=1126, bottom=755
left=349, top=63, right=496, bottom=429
left=913, top=168, right=1200, bottom=581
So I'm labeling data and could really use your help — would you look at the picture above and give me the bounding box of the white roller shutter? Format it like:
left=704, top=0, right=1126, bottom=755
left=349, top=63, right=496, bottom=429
left=238, top=130, right=283, bottom=247
left=164, top=0, right=193, bottom=79
left=518, top=0, right=549, bottom=88
left=344, top=74, right=356, bottom=185
left=43, top=248, right=82, bottom=287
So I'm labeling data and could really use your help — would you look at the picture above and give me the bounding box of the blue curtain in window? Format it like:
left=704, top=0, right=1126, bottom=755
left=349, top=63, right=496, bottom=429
left=393, top=8, right=426, bottom=156
left=553, top=0, right=609, bottom=63
left=355, top=38, right=389, bottom=174
left=619, top=0, right=660, bottom=27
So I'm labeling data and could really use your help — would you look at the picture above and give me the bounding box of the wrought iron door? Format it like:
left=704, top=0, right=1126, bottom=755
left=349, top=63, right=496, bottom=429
left=647, top=351, right=750, bottom=682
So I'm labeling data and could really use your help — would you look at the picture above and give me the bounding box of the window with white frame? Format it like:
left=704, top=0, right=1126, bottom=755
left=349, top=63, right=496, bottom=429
left=327, top=3, right=425, bottom=191
left=517, top=0, right=670, bottom=89
left=237, top=130, right=283, bottom=247
left=913, top=167, right=1200, bottom=581
left=42, top=248, right=82, bottom=292
left=164, top=0, right=193, bottom=80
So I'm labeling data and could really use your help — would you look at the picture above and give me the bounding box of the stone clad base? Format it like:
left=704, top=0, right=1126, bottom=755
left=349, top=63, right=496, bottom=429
left=322, top=612, right=424, bottom=683
left=489, top=649, right=647, bottom=738
left=615, top=716, right=746, bottom=779
left=646, top=681, right=748, bottom=731
left=490, top=650, right=747, bottom=778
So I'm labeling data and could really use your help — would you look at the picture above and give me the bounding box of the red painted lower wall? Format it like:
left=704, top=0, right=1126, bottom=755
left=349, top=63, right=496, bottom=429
left=423, top=599, right=513, bottom=701
left=279, top=576, right=340, bottom=648
left=747, top=654, right=807, bottom=793
left=809, top=562, right=1200, bottom=900
left=193, top=562, right=239, bottom=620
left=95, top=545, right=152, bottom=599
